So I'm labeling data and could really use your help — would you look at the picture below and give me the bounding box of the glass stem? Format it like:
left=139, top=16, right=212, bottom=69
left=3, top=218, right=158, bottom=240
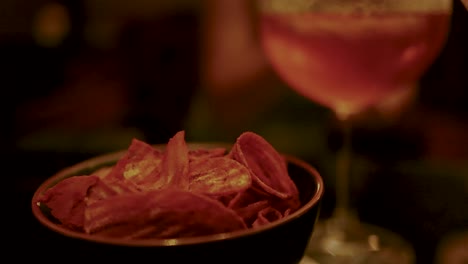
left=333, top=117, right=356, bottom=222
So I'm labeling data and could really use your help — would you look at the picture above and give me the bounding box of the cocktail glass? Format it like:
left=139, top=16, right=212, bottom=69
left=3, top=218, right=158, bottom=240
left=256, top=0, right=452, bottom=262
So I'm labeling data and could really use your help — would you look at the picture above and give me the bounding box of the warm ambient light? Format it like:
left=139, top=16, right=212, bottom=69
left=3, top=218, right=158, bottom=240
left=33, top=3, right=70, bottom=47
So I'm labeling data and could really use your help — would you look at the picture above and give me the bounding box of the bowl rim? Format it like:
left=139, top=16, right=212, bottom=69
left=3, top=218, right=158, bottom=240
left=31, top=143, right=324, bottom=247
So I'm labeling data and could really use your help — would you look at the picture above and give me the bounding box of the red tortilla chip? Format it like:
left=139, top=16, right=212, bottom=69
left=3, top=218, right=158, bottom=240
left=38, top=175, right=99, bottom=230
left=84, top=188, right=246, bottom=238
left=234, top=200, right=270, bottom=227
left=189, top=148, right=227, bottom=161
left=91, top=166, right=113, bottom=179
left=155, top=130, right=190, bottom=189
left=229, top=131, right=299, bottom=202
left=225, top=185, right=297, bottom=227
left=227, top=188, right=264, bottom=210
left=189, top=157, right=251, bottom=196
left=87, top=177, right=141, bottom=203
left=252, top=207, right=283, bottom=228
left=104, top=138, right=163, bottom=184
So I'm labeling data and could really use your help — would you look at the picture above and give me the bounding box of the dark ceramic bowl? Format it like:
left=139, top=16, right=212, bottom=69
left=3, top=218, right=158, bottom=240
left=31, top=143, right=324, bottom=264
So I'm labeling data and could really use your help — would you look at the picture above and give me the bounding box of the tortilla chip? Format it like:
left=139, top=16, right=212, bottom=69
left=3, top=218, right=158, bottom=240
left=87, top=177, right=141, bottom=204
left=252, top=207, right=284, bottom=228
left=189, top=148, right=227, bottom=161
left=229, top=131, right=299, bottom=203
left=85, top=188, right=246, bottom=238
left=104, top=138, right=163, bottom=184
left=234, top=200, right=270, bottom=227
left=189, top=157, right=251, bottom=196
left=38, top=175, right=99, bottom=230
left=153, top=130, right=190, bottom=190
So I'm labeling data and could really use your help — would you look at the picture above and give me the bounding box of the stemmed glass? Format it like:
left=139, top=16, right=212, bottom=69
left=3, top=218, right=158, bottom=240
left=256, top=0, right=452, bottom=263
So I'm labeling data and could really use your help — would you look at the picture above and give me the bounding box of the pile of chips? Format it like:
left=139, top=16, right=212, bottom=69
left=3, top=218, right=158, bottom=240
left=37, top=131, right=300, bottom=239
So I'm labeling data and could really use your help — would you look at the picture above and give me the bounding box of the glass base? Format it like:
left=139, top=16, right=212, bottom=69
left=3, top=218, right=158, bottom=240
left=300, top=215, right=415, bottom=264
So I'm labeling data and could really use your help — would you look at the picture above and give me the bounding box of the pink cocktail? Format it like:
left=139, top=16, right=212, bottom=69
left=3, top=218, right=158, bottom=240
left=261, top=12, right=450, bottom=117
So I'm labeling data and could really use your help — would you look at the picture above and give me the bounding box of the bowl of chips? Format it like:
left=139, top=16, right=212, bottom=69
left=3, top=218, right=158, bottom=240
left=31, top=131, right=324, bottom=264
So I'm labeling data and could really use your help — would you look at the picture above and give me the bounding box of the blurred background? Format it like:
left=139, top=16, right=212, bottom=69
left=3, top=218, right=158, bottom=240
left=4, top=0, right=467, bottom=263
